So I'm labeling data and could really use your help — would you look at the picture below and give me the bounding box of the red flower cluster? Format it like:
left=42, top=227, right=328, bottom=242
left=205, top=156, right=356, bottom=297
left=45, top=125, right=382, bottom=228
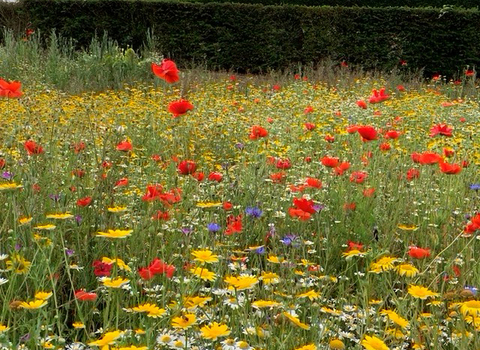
left=288, top=197, right=317, bottom=221
left=139, top=258, right=175, bottom=280
left=225, top=215, right=242, bottom=235
left=24, top=140, right=44, bottom=155
left=141, top=184, right=181, bottom=205
left=368, top=88, right=390, bottom=103
left=430, top=123, right=452, bottom=137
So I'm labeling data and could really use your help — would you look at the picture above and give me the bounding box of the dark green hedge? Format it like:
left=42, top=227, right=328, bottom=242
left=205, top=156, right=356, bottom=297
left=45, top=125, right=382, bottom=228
left=12, top=1, right=480, bottom=76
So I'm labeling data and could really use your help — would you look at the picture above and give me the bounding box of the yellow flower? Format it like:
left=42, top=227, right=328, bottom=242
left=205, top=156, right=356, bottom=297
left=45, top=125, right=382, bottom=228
left=184, top=295, right=212, bottom=309
left=196, top=201, right=222, bottom=208
left=328, top=339, right=345, bottom=349
left=296, top=289, right=320, bottom=300
left=200, top=322, right=231, bottom=340
left=282, top=312, right=310, bottom=330
left=342, top=249, right=366, bottom=259
left=0, top=323, right=9, bottom=333
left=460, top=300, right=480, bottom=317
left=191, top=249, right=219, bottom=264
left=34, top=224, right=56, bottom=230
left=72, top=321, right=85, bottom=329
left=0, top=182, right=22, bottom=191
left=397, top=224, right=418, bottom=231
left=251, top=300, right=281, bottom=309
left=96, top=229, right=133, bottom=239
left=19, top=299, right=48, bottom=309
left=361, top=335, right=389, bottom=350
left=380, top=309, right=409, bottom=329
left=267, top=255, right=284, bottom=263
left=19, top=216, right=33, bottom=225
left=369, top=256, right=398, bottom=273
left=260, top=271, right=280, bottom=284
left=6, top=254, right=31, bottom=274
left=88, top=330, right=123, bottom=347
left=407, top=285, right=439, bottom=299
left=395, top=263, right=419, bottom=277
left=132, top=303, right=166, bottom=318
left=46, top=212, right=74, bottom=220
left=107, top=206, right=128, bottom=213
left=294, top=345, right=317, bottom=350
left=190, top=267, right=217, bottom=281
left=117, top=346, right=148, bottom=350
left=224, top=274, right=259, bottom=290
left=34, top=291, right=53, bottom=300
left=171, top=313, right=196, bottom=329
left=102, top=257, right=131, bottom=271
left=42, top=341, right=54, bottom=349
left=102, top=277, right=130, bottom=288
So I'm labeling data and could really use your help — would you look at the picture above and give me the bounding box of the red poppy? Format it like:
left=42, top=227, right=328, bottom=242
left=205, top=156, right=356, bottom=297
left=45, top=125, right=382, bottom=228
left=363, top=187, right=375, bottom=197
left=408, top=246, right=430, bottom=259
left=465, top=69, right=475, bottom=77
left=92, top=260, right=112, bottom=276
left=347, top=240, right=363, bottom=251
left=418, top=151, right=442, bottom=165
left=208, top=172, right=223, bottom=182
left=379, top=142, right=391, bottom=151
left=139, top=258, right=175, bottom=279
left=430, top=123, right=452, bottom=137
left=276, top=158, right=291, bottom=169
left=368, top=88, right=390, bottom=103
left=288, top=208, right=311, bottom=221
left=350, top=171, right=367, bottom=184
left=225, top=215, right=242, bottom=235
left=305, top=177, right=322, bottom=189
left=249, top=125, right=268, bottom=140
left=102, top=160, right=112, bottom=169
left=77, top=196, right=92, bottom=207
left=74, top=289, right=97, bottom=301
left=116, top=140, right=132, bottom=151
left=324, top=134, right=335, bottom=143
left=357, top=126, right=377, bottom=141
left=321, top=156, right=339, bottom=168
left=439, top=161, right=462, bottom=174
left=346, top=125, right=359, bottom=134
left=406, top=168, right=420, bottom=181
left=304, top=156, right=312, bottom=163
left=464, top=213, right=480, bottom=235
left=0, top=78, right=23, bottom=98
left=142, top=184, right=163, bottom=201
left=152, top=210, right=170, bottom=221
left=304, top=122, right=316, bottom=131
left=192, top=171, right=205, bottom=181
left=24, top=140, right=44, bottom=155
left=72, top=169, right=85, bottom=178
left=304, top=106, right=314, bottom=114
left=334, top=162, right=351, bottom=175
left=73, top=141, right=86, bottom=154
left=168, top=99, right=194, bottom=117
left=270, top=172, right=286, bottom=183
left=397, top=85, right=406, bottom=92
left=384, top=130, right=400, bottom=139
left=151, top=59, right=180, bottom=83
left=0, top=158, right=5, bottom=169
left=343, top=202, right=356, bottom=211
left=115, top=177, right=129, bottom=187
left=223, top=201, right=233, bottom=210
left=272, top=84, right=281, bottom=91
left=356, top=100, right=367, bottom=109
left=177, top=160, right=197, bottom=175
left=341, top=61, right=348, bottom=68
left=292, top=197, right=316, bottom=214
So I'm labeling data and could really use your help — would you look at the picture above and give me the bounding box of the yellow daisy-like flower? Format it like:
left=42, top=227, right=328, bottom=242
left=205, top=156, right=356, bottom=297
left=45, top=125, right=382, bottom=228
left=260, top=271, right=280, bottom=284
left=0, top=323, right=9, bottom=333
left=282, top=312, right=310, bottom=330
left=19, top=216, right=33, bottom=225
left=407, top=285, right=439, bottom=300
left=190, top=267, right=217, bottom=281
left=191, top=249, right=219, bottom=264
left=328, top=339, right=345, bottom=349
left=107, top=206, right=128, bottom=213
left=224, top=274, right=259, bottom=290
left=102, top=257, right=131, bottom=271
left=295, top=344, right=317, bottom=350
left=369, top=256, right=398, bottom=273
left=46, top=212, right=74, bottom=220
left=380, top=309, right=409, bottom=329
left=342, top=249, right=366, bottom=259
left=361, top=335, right=389, bottom=350
left=385, top=328, right=406, bottom=339
left=19, top=299, right=48, bottom=309
left=6, top=254, right=31, bottom=274
left=460, top=300, right=480, bottom=317
left=34, top=291, right=53, bottom=300
left=196, top=201, right=223, bottom=208
left=88, top=330, right=123, bottom=347
left=397, top=224, right=418, bottom=231
left=296, top=289, right=321, bottom=300
left=96, top=229, right=133, bottom=239
left=267, top=255, right=284, bottom=264
left=184, top=295, right=212, bottom=309
left=42, top=341, right=54, bottom=349
left=200, top=322, right=231, bottom=340
left=0, top=182, right=22, bottom=191
left=132, top=303, right=166, bottom=318
left=117, top=346, right=148, bottom=350
left=251, top=300, right=282, bottom=309
left=72, top=321, right=85, bottom=329
left=102, top=277, right=130, bottom=288
left=171, top=313, right=196, bottom=329
left=33, top=224, right=56, bottom=230
left=395, top=263, right=419, bottom=277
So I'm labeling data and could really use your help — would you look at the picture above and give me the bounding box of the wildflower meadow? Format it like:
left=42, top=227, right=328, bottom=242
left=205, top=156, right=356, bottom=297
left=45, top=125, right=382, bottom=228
left=0, top=34, right=480, bottom=350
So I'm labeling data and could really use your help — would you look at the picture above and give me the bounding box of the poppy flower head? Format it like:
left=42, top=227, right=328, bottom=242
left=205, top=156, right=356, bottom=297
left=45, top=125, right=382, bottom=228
left=168, top=99, right=194, bottom=117
left=151, top=59, right=180, bottom=83
left=439, top=161, right=462, bottom=174
left=408, top=246, right=430, bottom=259
left=208, top=172, right=223, bottom=182
left=321, top=156, right=339, bottom=168
left=116, top=140, right=132, bottom=151
left=368, top=88, right=390, bottom=103
left=349, top=171, right=367, bottom=184
left=0, top=78, right=23, bottom=98
left=24, top=140, right=44, bottom=155
left=430, top=123, right=452, bottom=137
left=177, top=160, right=197, bottom=175
left=249, top=125, right=268, bottom=140
left=357, top=126, right=377, bottom=141
left=356, top=100, right=367, bottom=109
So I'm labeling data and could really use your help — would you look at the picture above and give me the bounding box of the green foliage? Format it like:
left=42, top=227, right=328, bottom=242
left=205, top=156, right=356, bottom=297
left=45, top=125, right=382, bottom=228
left=6, top=0, right=480, bottom=77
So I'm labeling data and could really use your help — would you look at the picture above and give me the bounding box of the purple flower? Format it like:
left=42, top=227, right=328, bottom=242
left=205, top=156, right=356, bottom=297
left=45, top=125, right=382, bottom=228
left=207, top=223, right=221, bottom=232
left=245, top=206, right=262, bottom=218
left=1, top=171, right=13, bottom=180
left=464, top=286, right=478, bottom=296
left=313, top=204, right=325, bottom=212
left=181, top=226, right=193, bottom=235
left=49, top=193, right=61, bottom=202
left=65, top=248, right=75, bottom=256
left=15, top=242, right=22, bottom=251
left=235, top=143, right=244, bottom=149
left=280, top=234, right=300, bottom=247
left=75, top=215, right=82, bottom=225
left=470, top=184, right=480, bottom=190
left=20, top=333, right=30, bottom=342
left=255, top=246, right=265, bottom=254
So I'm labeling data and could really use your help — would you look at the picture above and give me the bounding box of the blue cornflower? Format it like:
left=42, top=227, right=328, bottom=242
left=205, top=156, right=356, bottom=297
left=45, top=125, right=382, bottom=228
left=245, top=206, right=263, bottom=218
left=470, top=184, right=480, bottom=190
left=207, top=223, right=221, bottom=232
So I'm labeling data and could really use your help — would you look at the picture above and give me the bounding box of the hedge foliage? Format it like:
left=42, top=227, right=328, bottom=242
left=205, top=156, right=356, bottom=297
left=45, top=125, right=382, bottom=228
left=6, top=0, right=480, bottom=76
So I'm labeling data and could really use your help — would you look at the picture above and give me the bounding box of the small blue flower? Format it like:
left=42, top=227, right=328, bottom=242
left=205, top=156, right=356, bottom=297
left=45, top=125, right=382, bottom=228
left=207, top=223, right=221, bottom=232
left=280, top=234, right=300, bottom=247
left=464, top=285, right=478, bottom=296
left=470, top=184, right=480, bottom=190
left=245, top=206, right=263, bottom=218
